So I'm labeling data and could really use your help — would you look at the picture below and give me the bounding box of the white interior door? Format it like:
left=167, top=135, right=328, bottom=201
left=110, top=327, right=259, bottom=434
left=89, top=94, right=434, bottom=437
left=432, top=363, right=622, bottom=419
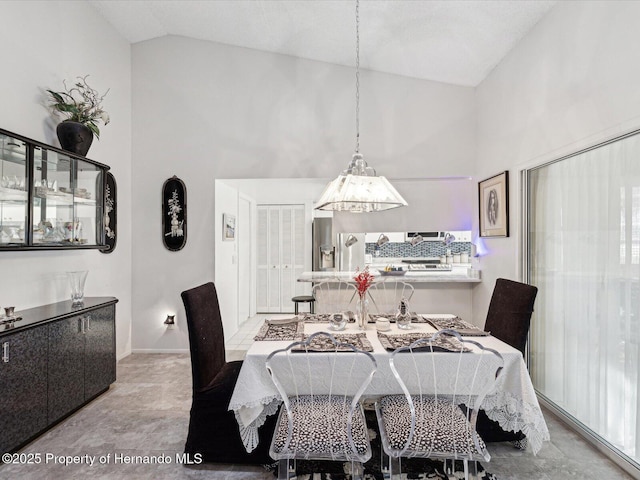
left=256, top=206, right=269, bottom=312
left=267, top=207, right=281, bottom=312
left=256, top=204, right=306, bottom=313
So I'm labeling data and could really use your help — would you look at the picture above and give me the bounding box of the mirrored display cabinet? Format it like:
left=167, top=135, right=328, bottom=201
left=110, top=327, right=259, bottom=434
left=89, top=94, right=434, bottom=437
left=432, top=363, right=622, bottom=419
left=0, top=128, right=109, bottom=250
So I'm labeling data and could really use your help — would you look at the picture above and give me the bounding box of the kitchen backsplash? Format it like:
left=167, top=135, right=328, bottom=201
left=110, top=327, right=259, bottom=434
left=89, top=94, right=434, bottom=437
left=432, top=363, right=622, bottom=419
left=365, top=241, right=472, bottom=258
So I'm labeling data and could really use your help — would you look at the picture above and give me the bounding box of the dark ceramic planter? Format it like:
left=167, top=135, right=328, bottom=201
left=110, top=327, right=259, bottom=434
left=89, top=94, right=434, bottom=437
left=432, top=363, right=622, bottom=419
left=56, top=121, right=93, bottom=157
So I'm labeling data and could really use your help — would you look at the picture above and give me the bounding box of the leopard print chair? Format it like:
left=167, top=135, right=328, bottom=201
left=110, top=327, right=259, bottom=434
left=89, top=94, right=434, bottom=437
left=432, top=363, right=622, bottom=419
left=312, top=280, right=358, bottom=314
left=367, top=280, right=414, bottom=315
left=266, top=331, right=377, bottom=480
left=375, top=329, right=504, bottom=480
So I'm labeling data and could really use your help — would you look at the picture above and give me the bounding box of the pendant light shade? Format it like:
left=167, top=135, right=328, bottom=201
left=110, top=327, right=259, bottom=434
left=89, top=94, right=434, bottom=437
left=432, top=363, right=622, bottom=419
left=314, top=1, right=407, bottom=213
left=315, top=155, right=408, bottom=212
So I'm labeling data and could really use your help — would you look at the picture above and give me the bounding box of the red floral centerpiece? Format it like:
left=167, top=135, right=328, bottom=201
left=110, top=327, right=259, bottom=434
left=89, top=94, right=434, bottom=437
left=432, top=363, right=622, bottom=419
left=353, top=266, right=375, bottom=329
left=354, top=266, right=375, bottom=298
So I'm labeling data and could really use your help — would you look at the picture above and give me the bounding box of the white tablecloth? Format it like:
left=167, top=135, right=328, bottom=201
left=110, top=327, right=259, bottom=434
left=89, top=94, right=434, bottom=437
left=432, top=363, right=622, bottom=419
left=228, top=316, right=550, bottom=455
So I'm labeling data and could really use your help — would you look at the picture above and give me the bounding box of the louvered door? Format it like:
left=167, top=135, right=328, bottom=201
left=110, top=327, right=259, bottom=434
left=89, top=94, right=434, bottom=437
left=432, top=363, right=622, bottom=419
left=256, top=204, right=306, bottom=313
left=267, top=207, right=281, bottom=311
left=256, top=207, right=269, bottom=311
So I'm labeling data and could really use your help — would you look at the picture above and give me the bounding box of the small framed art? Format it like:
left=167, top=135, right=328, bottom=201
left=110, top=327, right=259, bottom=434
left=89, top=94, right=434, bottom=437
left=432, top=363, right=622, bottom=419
left=479, top=171, right=509, bottom=238
left=223, top=213, right=236, bottom=241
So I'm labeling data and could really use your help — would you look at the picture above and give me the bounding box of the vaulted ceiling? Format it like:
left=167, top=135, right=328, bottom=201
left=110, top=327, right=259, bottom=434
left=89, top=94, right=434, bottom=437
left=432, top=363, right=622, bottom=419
left=89, top=0, right=556, bottom=87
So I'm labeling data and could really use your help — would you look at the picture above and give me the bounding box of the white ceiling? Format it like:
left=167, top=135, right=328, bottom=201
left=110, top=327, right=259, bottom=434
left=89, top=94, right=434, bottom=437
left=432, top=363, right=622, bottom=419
left=88, top=0, right=556, bottom=87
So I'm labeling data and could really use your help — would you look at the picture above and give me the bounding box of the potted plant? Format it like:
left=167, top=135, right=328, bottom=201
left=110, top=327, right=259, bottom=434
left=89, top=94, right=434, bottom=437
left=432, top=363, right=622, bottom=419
left=47, top=75, right=110, bottom=156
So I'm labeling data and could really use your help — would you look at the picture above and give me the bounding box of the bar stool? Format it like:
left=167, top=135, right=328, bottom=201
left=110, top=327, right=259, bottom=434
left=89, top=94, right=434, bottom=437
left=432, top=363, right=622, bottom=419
left=291, top=295, right=315, bottom=314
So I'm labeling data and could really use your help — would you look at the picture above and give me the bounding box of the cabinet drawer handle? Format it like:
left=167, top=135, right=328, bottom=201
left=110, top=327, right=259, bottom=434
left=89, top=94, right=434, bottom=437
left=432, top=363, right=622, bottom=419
left=2, top=342, right=8, bottom=363
left=80, top=317, right=85, bottom=334
left=86, top=315, right=91, bottom=331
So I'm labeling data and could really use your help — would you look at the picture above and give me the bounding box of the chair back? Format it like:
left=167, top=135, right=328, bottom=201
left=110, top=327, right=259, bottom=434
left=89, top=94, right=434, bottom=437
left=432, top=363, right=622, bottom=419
left=368, top=280, right=415, bottom=315
left=386, top=329, right=504, bottom=460
left=484, top=278, right=538, bottom=356
left=312, top=280, right=358, bottom=314
left=265, top=331, right=377, bottom=461
left=181, top=282, right=226, bottom=392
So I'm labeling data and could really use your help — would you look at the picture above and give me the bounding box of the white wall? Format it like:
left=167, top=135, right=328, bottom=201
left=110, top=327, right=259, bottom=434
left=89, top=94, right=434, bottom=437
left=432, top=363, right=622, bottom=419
left=474, top=0, right=640, bottom=325
left=131, top=36, right=476, bottom=351
left=0, top=1, right=132, bottom=359
left=214, top=181, right=239, bottom=341
left=333, top=178, right=475, bottom=234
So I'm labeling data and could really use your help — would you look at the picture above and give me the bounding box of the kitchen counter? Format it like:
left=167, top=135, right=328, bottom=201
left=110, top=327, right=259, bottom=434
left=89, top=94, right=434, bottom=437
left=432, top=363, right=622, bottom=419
left=297, top=269, right=481, bottom=284
left=298, top=268, right=480, bottom=325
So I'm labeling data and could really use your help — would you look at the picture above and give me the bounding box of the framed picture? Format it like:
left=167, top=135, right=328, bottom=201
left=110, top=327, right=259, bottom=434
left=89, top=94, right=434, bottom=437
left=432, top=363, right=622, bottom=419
left=479, top=171, right=509, bottom=237
left=162, top=175, right=187, bottom=251
left=223, top=213, right=236, bottom=241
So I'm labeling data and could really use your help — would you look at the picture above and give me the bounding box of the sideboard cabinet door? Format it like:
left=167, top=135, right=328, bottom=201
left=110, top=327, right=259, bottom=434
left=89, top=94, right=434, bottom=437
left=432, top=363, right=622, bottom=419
left=48, top=316, right=85, bottom=424
left=84, top=305, right=116, bottom=399
left=0, top=326, right=48, bottom=453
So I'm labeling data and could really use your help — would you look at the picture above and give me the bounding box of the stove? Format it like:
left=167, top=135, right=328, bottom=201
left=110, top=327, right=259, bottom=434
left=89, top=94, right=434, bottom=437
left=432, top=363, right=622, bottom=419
left=402, top=259, right=452, bottom=271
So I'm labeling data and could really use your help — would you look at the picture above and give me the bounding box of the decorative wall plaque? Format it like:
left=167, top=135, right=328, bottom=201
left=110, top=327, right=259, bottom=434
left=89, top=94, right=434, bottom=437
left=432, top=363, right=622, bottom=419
left=100, top=172, right=117, bottom=253
left=162, top=175, right=187, bottom=251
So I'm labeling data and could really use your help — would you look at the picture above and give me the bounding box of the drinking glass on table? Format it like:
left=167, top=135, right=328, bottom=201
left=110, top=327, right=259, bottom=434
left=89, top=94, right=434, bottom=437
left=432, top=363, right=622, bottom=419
left=330, top=313, right=346, bottom=331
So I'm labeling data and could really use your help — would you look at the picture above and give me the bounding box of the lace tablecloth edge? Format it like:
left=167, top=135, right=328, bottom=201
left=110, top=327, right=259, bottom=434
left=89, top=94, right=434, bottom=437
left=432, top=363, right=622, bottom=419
left=482, top=391, right=550, bottom=455
left=230, top=396, right=282, bottom=452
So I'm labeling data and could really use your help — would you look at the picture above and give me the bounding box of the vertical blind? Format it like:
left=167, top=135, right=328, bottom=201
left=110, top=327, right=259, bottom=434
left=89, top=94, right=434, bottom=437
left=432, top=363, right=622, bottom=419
left=528, top=131, right=640, bottom=466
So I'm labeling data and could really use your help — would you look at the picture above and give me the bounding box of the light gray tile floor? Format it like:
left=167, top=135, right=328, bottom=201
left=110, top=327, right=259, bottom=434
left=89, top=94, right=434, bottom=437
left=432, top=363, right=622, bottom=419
left=0, top=315, right=634, bottom=479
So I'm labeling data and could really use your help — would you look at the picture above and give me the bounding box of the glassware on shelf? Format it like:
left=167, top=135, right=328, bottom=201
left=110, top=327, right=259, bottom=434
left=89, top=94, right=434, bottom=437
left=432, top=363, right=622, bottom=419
left=67, top=270, right=88, bottom=306
left=1, top=128, right=108, bottom=250
left=8, top=227, right=20, bottom=241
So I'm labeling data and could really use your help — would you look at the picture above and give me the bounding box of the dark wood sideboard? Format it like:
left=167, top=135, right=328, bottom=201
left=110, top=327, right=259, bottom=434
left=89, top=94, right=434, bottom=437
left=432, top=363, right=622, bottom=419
left=0, top=297, right=118, bottom=454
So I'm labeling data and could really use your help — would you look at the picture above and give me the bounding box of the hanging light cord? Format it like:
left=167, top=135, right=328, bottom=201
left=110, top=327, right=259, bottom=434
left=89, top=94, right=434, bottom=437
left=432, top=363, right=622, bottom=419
left=345, top=0, right=374, bottom=177
left=355, top=0, right=360, bottom=154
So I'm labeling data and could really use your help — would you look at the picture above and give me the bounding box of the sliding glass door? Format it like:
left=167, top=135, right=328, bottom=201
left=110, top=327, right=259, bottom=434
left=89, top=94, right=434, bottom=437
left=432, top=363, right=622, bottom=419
left=527, top=130, right=640, bottom=469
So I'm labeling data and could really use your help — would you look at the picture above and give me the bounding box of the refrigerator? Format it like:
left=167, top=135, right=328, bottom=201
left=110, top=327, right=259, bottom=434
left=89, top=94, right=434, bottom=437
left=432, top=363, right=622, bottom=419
left=312, top=218, right=336, bottom=271
left=336, top=233, right=366, bottom=272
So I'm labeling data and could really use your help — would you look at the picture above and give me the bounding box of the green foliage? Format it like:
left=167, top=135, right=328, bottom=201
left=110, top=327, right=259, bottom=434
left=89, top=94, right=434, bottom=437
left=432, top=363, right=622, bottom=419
left=47, top=75, right=109, bottom=139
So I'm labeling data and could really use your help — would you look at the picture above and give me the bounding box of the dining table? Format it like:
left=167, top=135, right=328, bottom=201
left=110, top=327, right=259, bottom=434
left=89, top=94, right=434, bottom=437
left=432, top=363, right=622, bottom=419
left=228, top=314, right=550, bottom=455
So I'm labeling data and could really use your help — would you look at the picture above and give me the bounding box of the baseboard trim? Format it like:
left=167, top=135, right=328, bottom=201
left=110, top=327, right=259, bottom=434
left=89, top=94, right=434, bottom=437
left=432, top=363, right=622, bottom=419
left=130, top=348, right=190, bottom=354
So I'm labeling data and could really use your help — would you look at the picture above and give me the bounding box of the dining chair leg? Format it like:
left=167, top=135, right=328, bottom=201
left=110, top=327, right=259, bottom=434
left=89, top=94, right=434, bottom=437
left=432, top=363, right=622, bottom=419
left=379, top=449, right=401, bottom=480
left=277, top=458, right=294, bottom=480
left=380, top=448, right=389, bottom=478
left=468, top=459, right=479, bottom=478
left=389, top=456, right=401, bottom=479
left=444, top=458, right=454, bottom=476
left=463, top=459, right=469, bottom=480
left=349, top=461, right=364, bottom=480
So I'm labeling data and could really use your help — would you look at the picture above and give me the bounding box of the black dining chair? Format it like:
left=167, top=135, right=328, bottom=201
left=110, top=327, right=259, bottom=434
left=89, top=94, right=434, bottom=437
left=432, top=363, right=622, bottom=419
left=181, top=282, right=276, bottom=464
left=476, top=278, right=538, bottom=446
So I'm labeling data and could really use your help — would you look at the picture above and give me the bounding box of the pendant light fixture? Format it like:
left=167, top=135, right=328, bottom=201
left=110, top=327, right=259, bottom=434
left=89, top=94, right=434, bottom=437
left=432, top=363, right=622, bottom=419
left=314, top=0, right=408, bottom=213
